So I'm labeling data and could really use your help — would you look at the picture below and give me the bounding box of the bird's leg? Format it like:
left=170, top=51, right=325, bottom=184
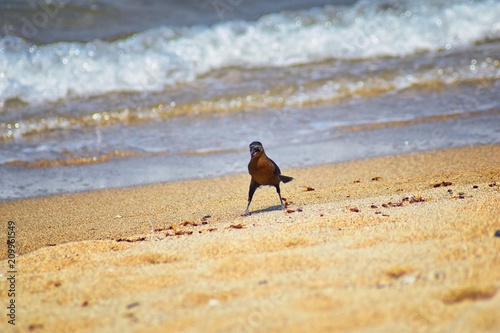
left=275, top=184, right=285, bottom=209
left=243, top=181, right=259, bottom=216
left=243, top=201, right=251, bottom=216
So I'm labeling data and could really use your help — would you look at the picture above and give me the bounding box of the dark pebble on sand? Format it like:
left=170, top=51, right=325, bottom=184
left=126, top=302, right=140, bottom=309
left=494, top=230, right=500, bottom=238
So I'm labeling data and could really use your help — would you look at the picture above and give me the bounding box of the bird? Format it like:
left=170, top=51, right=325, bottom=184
left=243, top=141, right=293, bottom=216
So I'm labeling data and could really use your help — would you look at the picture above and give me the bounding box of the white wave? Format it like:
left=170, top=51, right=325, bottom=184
left=0, top=0, right=499, bottom=105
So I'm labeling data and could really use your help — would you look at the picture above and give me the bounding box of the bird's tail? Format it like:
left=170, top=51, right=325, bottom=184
left=280, top=175, right=294, bottom=183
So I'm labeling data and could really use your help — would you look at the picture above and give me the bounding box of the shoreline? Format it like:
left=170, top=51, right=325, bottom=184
left=2, top=107, right=500, bottom=202
left=1, top=144, right=499, bottom=332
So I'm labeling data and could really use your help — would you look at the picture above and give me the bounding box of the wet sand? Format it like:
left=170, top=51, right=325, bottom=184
left=1, top=145, right=500, bottom=332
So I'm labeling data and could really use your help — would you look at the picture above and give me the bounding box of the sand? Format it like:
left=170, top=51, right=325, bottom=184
left=1, top=145, right=500, bottom=332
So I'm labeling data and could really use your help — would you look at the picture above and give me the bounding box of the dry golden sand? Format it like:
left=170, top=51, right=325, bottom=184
left=1, top=145, right=500, bottom=333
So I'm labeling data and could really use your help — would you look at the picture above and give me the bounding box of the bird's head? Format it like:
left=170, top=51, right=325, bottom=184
left=249, top=141, right=264, bottom=158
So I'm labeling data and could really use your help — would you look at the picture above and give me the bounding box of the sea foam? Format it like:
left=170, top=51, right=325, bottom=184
left=0, top=0, right=499, bottom=105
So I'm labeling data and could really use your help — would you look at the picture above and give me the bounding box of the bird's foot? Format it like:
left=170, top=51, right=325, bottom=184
left=242, top=210, right=251, bottom=217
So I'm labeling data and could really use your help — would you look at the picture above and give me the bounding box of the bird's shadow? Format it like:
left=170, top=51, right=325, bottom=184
left=245, top=205, right=284, bottom=216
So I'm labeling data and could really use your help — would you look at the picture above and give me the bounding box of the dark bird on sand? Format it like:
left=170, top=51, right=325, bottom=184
left=243, top=141, right=293, bottom=216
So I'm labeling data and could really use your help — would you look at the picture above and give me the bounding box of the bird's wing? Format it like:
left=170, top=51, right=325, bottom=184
left=268, top=157, right=281, bottom=176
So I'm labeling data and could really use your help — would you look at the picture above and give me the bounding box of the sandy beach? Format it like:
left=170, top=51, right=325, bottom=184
left=1, top=144, right=500, bottom=332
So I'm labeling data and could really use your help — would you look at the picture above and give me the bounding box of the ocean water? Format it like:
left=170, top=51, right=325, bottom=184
left=1, top=0, right=499, bottom=200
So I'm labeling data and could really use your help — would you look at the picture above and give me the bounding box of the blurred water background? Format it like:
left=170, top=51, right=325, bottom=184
left=1, top=0, right=499, bottom=200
